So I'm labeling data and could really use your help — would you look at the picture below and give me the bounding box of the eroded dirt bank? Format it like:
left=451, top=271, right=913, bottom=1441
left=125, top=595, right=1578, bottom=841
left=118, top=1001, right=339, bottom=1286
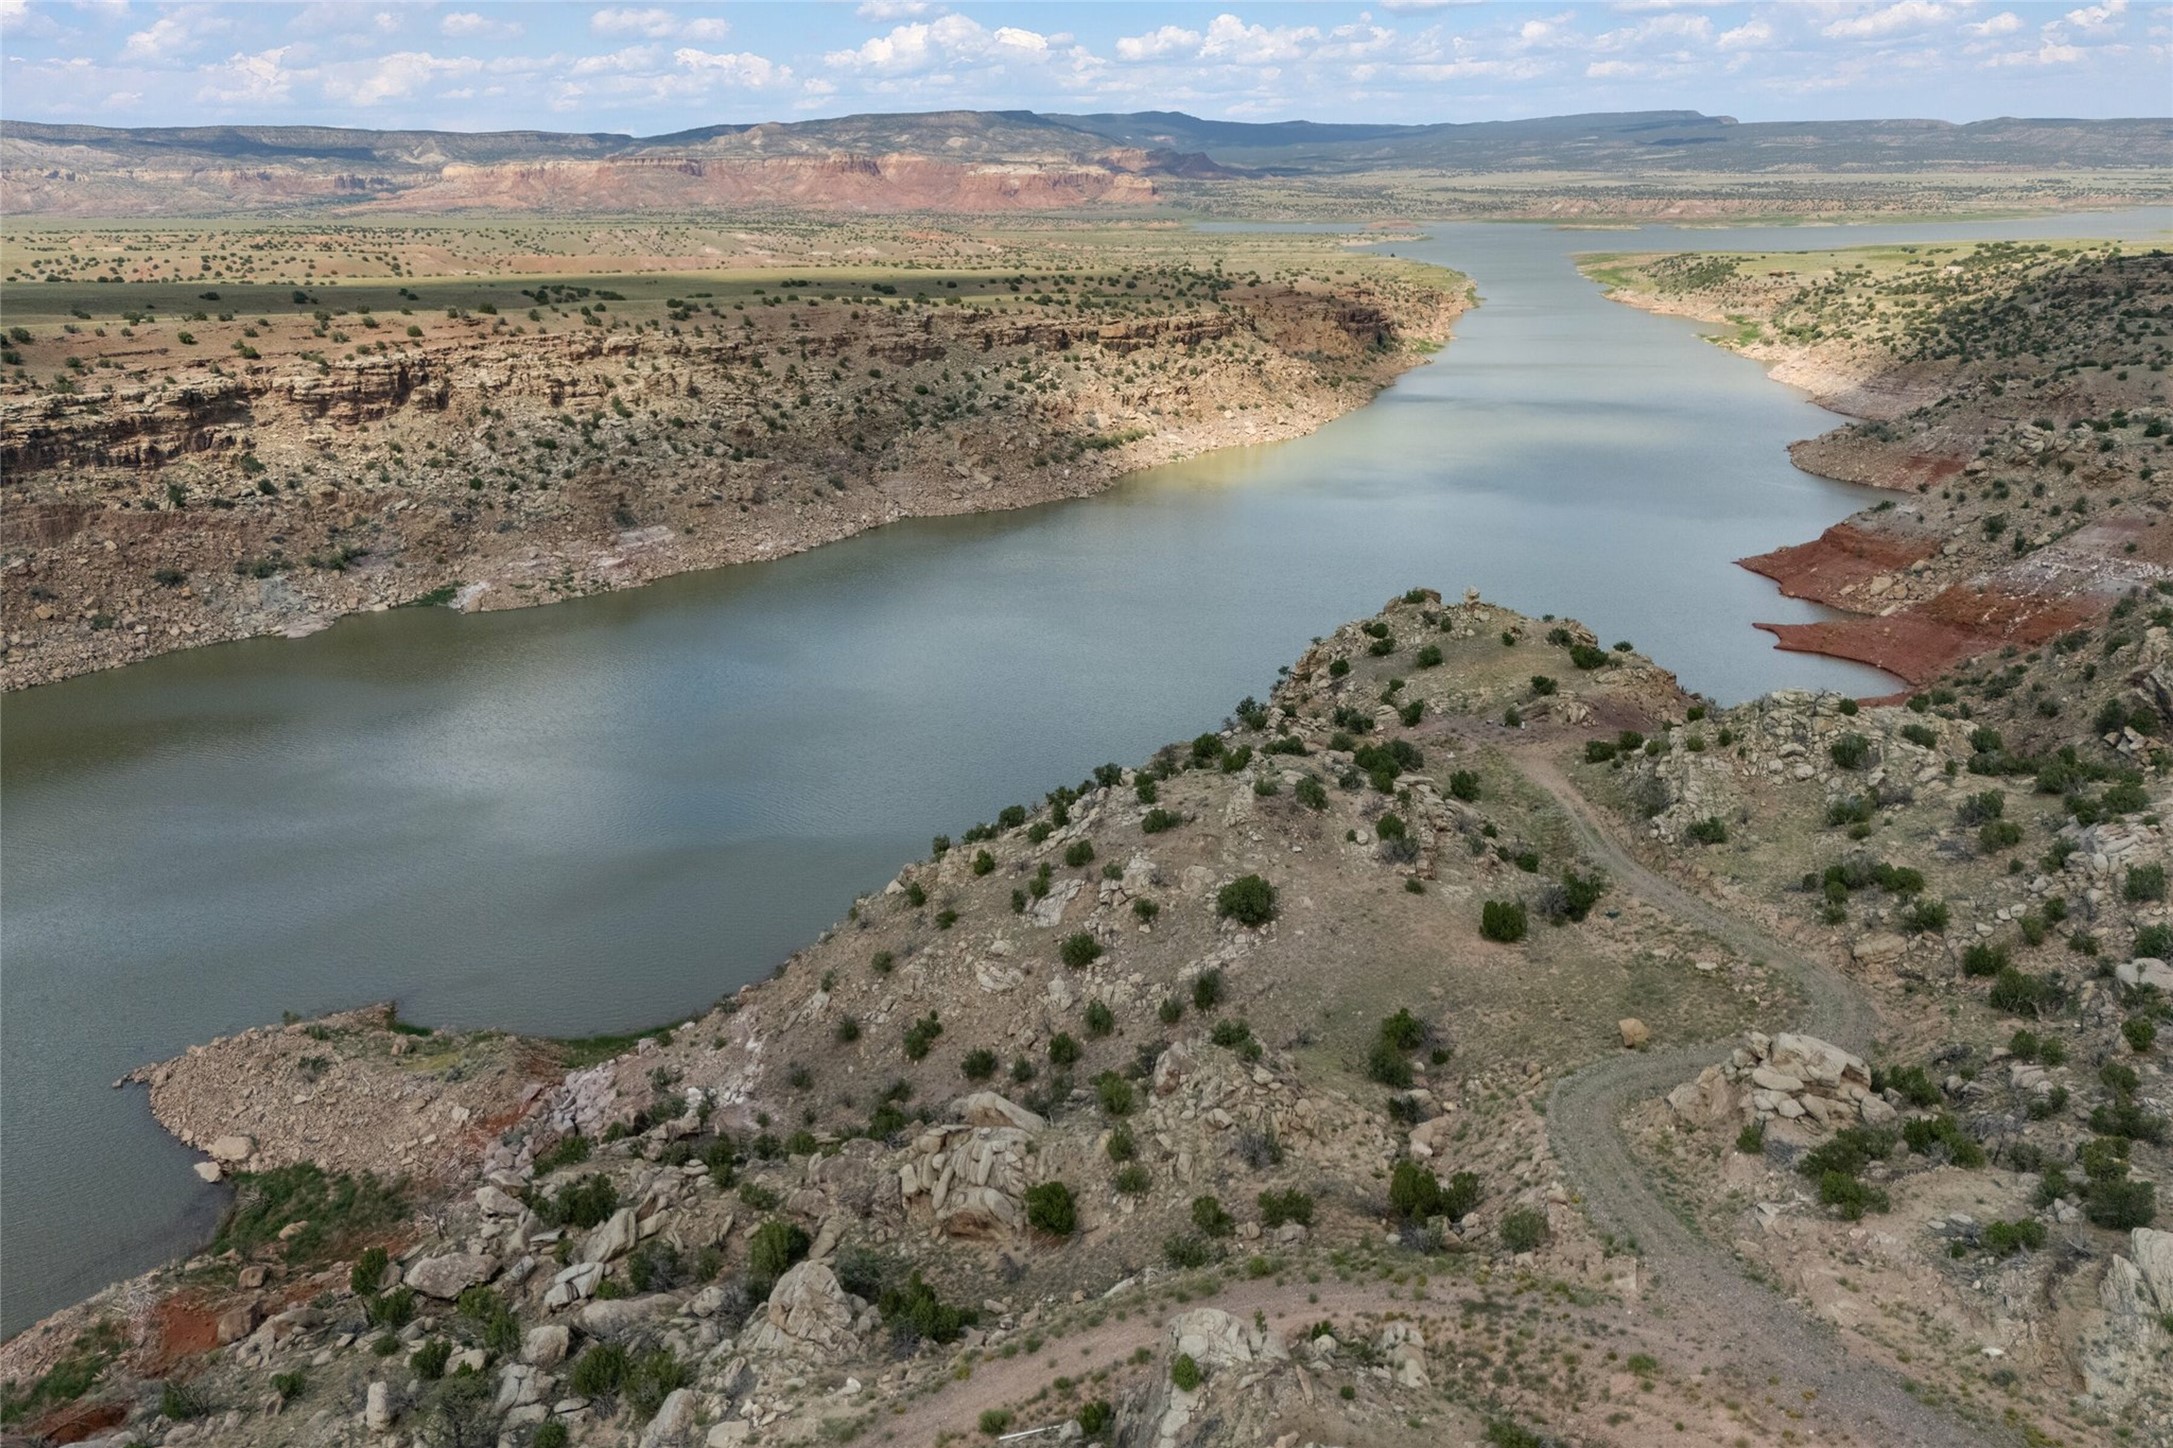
left=1589, top=242, right=2173, bottom=685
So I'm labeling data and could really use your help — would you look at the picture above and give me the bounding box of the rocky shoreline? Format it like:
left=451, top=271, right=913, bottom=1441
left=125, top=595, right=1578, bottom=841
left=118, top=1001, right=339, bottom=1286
left=3, top=266, right=1464, bottom=691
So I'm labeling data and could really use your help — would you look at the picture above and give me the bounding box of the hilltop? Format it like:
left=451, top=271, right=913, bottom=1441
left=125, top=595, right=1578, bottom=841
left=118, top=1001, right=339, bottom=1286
left=2, top=585, right=2166, bottom=1447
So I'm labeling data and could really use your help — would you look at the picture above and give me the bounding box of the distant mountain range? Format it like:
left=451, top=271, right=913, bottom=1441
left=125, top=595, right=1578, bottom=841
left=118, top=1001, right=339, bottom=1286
left=5, top=108, right=2168, bottom=217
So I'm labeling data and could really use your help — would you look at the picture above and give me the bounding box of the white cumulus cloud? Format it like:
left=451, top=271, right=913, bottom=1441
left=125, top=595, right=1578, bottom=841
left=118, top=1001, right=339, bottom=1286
left=441, top=11, right=523, bottom=41
left=1198, top=13, right=1322, bottom=64
left=1114, top=24, right=1202, bottom=61
left=672, top=46, right=789, bottom=86
left=1822, top=1, right=1960, bottom=40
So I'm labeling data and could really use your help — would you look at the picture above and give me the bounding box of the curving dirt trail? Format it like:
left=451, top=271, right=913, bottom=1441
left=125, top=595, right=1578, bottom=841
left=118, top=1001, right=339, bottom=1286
left=1515, top=745, right=2003, bottom=1448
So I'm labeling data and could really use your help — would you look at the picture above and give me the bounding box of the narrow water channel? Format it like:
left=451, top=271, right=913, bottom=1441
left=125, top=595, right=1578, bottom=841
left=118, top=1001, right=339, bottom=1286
left=5, top=209, right=2165, bottom=1333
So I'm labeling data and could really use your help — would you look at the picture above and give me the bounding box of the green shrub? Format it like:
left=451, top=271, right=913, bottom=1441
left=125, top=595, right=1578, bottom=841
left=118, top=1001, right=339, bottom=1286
left=1170, top=1354, right=1202, bottom=1391
left=1982, top=1218, right=2047, bottom=1256
left=1084, top=1000, right=1116, bottom=1037
left=1065, top=840, right=1096, bottom=868
left=1047, top=1032, right=1081, bottom=1065
left=879, top=1271, right=977, bottom=1346
left=1367, top=1039, right=1414, bottom=1088
left=410, top=1337, right=452, bottom=1380
left=1902, top=1114, right=1986, bottom=1168
left=1257, top=1189, right=1314, bottom=1228
left=1989, top=966, right=2060, bottom=1016
left=1163, top=1233, right=1214, bottom=1268
left=366, top=1286, right=417, bottom=1329
left=1817, top=1171, right=1889, bottom=1220
left=1735, top=1120, right=1766, bottom=1154
left=1059, top=932, right=1103, bottom=968
left=1798, top=1125, right=1897, bottom=1179
left=1499, top=1207, right=1548, bottom=1253
left=903, top=1012, right=943, bottom=1060
left=961, top=1049, right=998, bottom=1081
left=159, top=1379, right=212, bottom=1421
left=748, top=1219, right=810, bottom=1289
left=1584, top=740, right=1618, bottom=764
left=2127, top=864, right=2167, bottom=903
left=980, top=1409, right=1014, bottom=1436
left=2125, top=1018, right=2158, bottom=1054
left=1961, top=942, right=2009, bottom=977
left=1378, top=1008, right=1426, bottom=1052
left=1686, top=816, right=1728, bottom=845
left=1141, top=808, right=1182, bottom=834
left=1192, top=968, right=1225, bottom=1010
left=1448, top=770, right=1481, bottom=802
left=1415, top=644, right=1443, bottom=668
left=1388, top=1161, right=1443, bottom=1222
left=971, top=849, right=995, bottom=876
left=1077, top=1400, right=1114, bottom=1436
left=350, top=1245, right=390, bottom=1297
left=1216, top=874, right=1277, bottom=926
left=1113, top=1163, right=1152, bottom=1194
left=1209, top=1019, right=1254, bottom=1052
left=1900, top=898, right=1950, bottom=934
left=570, top=1341, right=628, bottom=1399
left=531, top=1134, right=591, bottom=1174
left=1480, top=900, right=1527, bottom=943
left=2086, top=1178, right=2156, bottom=1230
left=1095, top=1072, right=1135, bottom=1117
left=1191, top=1196, right=1234, bottom=1237
left=1025, top=1181, right=1077, bottom=1235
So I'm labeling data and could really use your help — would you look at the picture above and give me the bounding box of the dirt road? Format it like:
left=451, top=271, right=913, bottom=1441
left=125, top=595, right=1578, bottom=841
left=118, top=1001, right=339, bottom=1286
left=1517, top=745, right=2003, bottom=1448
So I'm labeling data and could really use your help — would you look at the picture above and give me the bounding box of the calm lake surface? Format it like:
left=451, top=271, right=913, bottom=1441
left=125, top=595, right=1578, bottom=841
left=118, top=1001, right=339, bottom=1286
left=6, top=209, right=2167, bottom=1332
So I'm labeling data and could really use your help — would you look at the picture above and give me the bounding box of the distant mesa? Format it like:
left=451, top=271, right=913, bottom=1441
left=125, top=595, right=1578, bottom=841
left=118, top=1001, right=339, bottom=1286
left=3, top=108, right=2165, bottom=218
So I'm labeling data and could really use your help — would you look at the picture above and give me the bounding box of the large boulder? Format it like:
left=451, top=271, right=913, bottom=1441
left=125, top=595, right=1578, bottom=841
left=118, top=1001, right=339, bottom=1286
left=898, top=1124, right=1034, bottom=1238
left=578, top=1206, right=641, bottom=1264
left=2132, top=1228, right=2173, bottom=1311
left=520, top=1323, right=571, bottom=1367
left=1168, top=1307, right=1287, bottom=1370
left=953, top=1092, right=1045, bottom=1132
left=1152, top=1042, right=1196, bottom=1096
left=405, top=1253, right=495, bottom=1300
left=739, top=1262, right=866, bottom=1358
left=209, top=1134, right=255, bottom=1164
left=1767, top=1034, right=1869, bottom=1091
left=578, top=1294, right=676, bottom=1340
left=640, top=1388, right=700, bottom=1448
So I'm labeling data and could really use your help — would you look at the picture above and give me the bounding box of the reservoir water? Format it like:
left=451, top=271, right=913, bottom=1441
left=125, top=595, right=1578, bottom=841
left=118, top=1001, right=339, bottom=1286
left=5, top=209, right=2167, bottom=1333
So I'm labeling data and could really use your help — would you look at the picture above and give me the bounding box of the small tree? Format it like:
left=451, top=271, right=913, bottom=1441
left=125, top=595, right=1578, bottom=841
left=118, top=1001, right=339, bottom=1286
left=1480, top=900, right=1527, bottom=943
left=1217, top=874, right=1277, bottom=926
left=1024, top=1180, right=1076, bottom=1236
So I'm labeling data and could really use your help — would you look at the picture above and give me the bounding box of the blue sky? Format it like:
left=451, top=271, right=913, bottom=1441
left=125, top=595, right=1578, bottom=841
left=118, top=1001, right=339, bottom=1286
left=1, top=2, right=2164, bottom=133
